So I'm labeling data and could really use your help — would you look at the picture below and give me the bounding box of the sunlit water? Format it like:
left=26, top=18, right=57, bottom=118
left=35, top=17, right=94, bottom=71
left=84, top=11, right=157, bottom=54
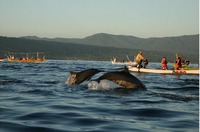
left=0, top=60, right=199, bottom=132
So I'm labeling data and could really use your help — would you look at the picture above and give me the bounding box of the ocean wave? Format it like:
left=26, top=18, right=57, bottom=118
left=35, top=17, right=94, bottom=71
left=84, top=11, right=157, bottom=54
left=0, top=76, right=23, bottom=85
left=0, top=60, right=198, bottom=132
left=152, top=92, right=199, bottom=101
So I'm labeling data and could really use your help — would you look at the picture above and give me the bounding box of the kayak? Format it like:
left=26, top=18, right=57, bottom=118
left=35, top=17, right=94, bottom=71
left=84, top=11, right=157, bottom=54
left=128, top=66, right=199, bottom=75
left=111, top=56, right=137, bottom=65
left=111, top=60, right=130, bottom=65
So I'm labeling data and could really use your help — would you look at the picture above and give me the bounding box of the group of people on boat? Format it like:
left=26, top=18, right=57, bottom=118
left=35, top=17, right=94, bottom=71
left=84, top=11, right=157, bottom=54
left=132, top=51, right=190, bottom=70
left=5, top=52, right=45, bottom=63
left=161, top=54, right=190, bottom=70
left=5, top=54, right=36, bottom=61
left=19, top=56, right=36, bottom=61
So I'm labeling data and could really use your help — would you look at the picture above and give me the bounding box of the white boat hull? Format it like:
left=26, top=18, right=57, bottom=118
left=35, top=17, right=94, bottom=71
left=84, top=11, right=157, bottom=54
left=111, top=61, right=130, bottom=65
left=111, top=60, right=137, bottom=65
left=128, top=66, right=199, bottom=75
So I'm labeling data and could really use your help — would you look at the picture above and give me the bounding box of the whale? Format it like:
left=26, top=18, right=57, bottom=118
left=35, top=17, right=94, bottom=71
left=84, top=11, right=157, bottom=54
left=66, top=68, right=101, bottom=85
left=93, top=67, right=146, bottom=90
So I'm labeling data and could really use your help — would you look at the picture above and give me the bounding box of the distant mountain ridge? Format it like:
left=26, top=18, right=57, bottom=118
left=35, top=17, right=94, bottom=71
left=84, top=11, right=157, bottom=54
left=21, top=33, right=199, bottom=55
left=0, top=35, right=199, bottom=63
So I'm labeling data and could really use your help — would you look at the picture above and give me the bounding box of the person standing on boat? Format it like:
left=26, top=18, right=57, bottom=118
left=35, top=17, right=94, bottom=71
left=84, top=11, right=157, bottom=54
left=161, top=57, right=168, bottom=70
left=134, top=51, right=145, bottom=68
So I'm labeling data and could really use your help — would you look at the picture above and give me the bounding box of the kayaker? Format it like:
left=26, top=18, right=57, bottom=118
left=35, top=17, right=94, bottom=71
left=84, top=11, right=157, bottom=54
left=183, top=60, right=190, bottom=69
left=134, top=51, right=145, bottom=68
left=161, top=57, right=168, bottom=70
left=175, top=57, right=182, bottom=70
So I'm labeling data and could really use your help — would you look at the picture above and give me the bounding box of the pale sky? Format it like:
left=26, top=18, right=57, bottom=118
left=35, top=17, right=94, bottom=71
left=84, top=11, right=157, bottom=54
left=0, top=0, right=199, bottom=38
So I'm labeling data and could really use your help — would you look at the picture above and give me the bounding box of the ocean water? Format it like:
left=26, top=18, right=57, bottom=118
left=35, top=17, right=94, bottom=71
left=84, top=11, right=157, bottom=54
left=0, top=60, right=199, bottom=132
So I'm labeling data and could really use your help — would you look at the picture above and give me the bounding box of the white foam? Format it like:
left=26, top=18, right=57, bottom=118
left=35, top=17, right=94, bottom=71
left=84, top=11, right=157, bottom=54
left=88, top=81, right=99, bottom=90
left=88, top=79, right=120, bottom=90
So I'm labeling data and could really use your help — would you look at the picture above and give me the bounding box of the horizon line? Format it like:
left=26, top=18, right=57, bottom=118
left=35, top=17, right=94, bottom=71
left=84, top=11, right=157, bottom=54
left=0, top=33, right=199, bottom=39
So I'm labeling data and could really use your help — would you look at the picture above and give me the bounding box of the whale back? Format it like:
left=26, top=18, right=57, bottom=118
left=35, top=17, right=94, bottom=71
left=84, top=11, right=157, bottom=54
left=96, top=71, right=146, bottom=90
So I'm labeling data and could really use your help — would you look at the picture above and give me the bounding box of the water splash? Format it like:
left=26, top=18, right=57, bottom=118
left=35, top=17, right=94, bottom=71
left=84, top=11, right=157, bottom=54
left=88, top=80, right=120, bottom=90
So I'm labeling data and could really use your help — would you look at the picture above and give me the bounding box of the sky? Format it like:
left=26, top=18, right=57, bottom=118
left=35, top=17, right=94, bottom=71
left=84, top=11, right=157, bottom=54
left=0, top=0, right=199, bottom=38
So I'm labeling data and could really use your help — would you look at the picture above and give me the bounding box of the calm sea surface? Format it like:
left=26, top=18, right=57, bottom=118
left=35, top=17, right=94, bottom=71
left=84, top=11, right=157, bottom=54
left=0, top=60, right=199, bottom=132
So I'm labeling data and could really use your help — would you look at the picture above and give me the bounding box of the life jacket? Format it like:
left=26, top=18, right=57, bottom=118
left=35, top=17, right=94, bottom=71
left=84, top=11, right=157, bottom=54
left=161, top=59, right=167, bottom=69
left=175, top=59, right=182, bottom=69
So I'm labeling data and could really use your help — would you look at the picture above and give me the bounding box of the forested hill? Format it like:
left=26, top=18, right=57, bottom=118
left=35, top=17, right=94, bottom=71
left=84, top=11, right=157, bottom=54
left=21, top=33, right=199, bottom=56
left=0, top=36, right=199, bottom=63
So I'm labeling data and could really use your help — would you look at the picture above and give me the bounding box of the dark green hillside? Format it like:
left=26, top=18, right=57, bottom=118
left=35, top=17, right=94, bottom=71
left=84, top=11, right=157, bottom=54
left=0, top=36, right=199, bottom=63
left=0, top=37, right=134, bottom=60
left=22, top=33, right=199, bottom=56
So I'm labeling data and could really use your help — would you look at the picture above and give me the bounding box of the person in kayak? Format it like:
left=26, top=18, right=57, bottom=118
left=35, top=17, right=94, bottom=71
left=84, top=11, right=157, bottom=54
left=134, top=51, right=146, bottom=68
left=182, top=60, right=190, bottom=69
left=175, top=57, right=182, bottom=70
left=161, top=57, right=168, bottom=70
